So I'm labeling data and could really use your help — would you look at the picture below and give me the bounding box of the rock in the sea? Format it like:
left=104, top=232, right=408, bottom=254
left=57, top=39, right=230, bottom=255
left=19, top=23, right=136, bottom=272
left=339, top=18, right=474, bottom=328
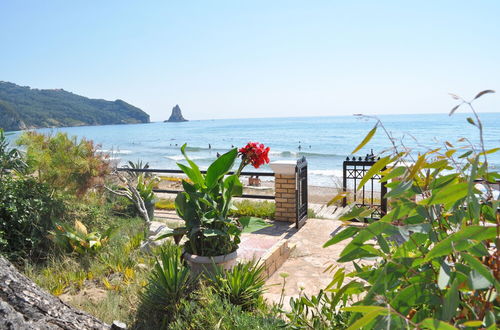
left=164, top=104, right=187, bottom=122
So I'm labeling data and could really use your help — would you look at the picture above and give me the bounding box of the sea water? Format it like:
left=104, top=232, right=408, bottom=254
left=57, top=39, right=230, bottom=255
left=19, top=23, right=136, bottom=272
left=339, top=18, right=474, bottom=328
left=7, top=113, right=500, bottom=187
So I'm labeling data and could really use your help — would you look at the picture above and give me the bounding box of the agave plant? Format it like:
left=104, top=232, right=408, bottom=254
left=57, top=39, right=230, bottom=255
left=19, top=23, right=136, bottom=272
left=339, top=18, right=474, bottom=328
left=140, top=244, right=195, bottom=319
left=205, top=260, right=266, bottom=310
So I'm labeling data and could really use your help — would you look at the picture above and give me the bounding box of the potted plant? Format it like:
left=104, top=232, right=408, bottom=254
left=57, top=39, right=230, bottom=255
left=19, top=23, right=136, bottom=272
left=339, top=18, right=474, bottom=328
left=161, top=142, right=271, bottom=275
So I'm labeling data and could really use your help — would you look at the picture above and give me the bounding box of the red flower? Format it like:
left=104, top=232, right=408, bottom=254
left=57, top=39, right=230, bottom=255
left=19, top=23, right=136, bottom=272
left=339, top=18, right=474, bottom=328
left=239, top=142, right=270, bottom=168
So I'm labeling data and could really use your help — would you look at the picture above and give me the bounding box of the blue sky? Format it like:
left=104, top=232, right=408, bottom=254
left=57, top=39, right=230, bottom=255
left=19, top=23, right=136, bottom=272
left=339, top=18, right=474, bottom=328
left=1, top=1, right=499, bottom=121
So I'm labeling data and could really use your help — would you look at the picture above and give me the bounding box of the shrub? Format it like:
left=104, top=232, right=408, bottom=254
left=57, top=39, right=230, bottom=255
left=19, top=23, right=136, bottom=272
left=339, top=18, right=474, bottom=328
left=285, top=289, right=351, bottom=329
left=325, top=92, right=499, bottom=328
left=50, top=220, right=114, bottom=255
left=0, top=176, right=61, bottom=262
left=205, top=260, right=266, bottom=311
left=139, top=243, right=195, bottom=323
left=169, top=286, right=286, bottom=330
left=17, top=131, right=110, bottom=196
left=229, top=200, right=276, bottom=219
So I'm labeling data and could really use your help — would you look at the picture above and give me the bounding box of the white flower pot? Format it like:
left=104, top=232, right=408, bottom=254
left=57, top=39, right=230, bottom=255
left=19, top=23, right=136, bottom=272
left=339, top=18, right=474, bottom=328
left=183, top=250, right=238, bottom=276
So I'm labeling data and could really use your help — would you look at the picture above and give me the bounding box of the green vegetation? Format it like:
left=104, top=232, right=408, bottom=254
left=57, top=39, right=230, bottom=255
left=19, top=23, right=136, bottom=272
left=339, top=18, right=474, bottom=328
left=18, top=131, right=111, bottom=196
left=3, top=93, right=498, bottom=329
left=169, top=286, right=285, bottom=330
left=323, top=91, right=499, bottom=328
left=24, top=217, right=156, bottom=325
left=205, top=260, right=266, bottom=311
left=0, top=176, right=62, bottom=262
left=164, top=144, right=269, bottom=256
left=0, top=81, right=149, bottom=131
left=138, top=244, right=195, bottom=324
left=0, top=128, right=26, bottom=176
left=50, top=220, right=114, bottom=255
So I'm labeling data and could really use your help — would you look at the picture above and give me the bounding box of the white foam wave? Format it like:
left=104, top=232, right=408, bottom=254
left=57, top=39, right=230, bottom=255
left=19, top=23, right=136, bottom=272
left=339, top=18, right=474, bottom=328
left=165, top=155, right=207, bottom=161
left=97, top=149, right=133, bottom=155
left=269, top=150, right=298, bottom=157
left=309, top=169, right=343, bottom=177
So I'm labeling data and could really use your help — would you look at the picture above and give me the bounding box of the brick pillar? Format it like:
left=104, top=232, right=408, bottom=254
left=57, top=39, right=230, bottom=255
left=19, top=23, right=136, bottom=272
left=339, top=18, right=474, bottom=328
left=270, top=161, right=297, bottom=223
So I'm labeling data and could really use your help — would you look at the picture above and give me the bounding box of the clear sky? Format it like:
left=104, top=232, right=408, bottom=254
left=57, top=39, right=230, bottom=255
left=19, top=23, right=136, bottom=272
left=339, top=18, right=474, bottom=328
left=1, top=1, right=499, bottom=121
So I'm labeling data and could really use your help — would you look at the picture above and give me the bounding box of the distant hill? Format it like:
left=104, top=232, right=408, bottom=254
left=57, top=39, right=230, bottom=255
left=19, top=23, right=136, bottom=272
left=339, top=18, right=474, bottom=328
left=0, top=81, right=150, bottom=131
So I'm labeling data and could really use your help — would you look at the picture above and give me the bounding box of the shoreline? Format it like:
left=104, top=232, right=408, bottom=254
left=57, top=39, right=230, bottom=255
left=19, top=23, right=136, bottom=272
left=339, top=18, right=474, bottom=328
left=157, top=176, right=341, bottom=204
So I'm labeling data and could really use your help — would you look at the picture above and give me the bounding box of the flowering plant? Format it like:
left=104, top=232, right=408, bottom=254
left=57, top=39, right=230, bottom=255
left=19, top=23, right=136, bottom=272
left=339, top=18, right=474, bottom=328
left=162, top=143, right=271, bottom=257
left=238, top=142, right=270, bottom=169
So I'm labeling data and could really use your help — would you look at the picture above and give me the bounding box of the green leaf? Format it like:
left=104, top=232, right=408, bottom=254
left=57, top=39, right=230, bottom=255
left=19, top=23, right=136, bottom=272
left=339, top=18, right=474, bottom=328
left=438, top=262, right=451, bottom=290
left=327, top=191, right=348, bottom=206
left=203, top=229, right=227, bottom=237
left=419, top=318, right=457, bottom=329
left=179, top=143, right=204, bottom=185
left=380, top=166, right=406, bottom=183
left=390, top=283, right=431, bottom=315
left=357, top=156, right=391, bottom=191
left=408, top=154, right=426, bottom=179
left=441, top=279, right=459, bottom=321
left=461, top=253, right=498, bottom=290
left=462, top=320, right=483, bottom=327
left=339, top=206, right=373, bottom=221
left=205, top=148, right=238, bottom=188
left=239, top=216, right=271, bottom=233
left=342, top=305, right=387, bottom=314
left=468, top=269, right=491, bottom=290
left=177, top=163, right=199, bottom=185
left=351, top=126, right=377, bottom=154
left=385, top=181, right=412, bottom=199
left=425, top=226, right=496, bottom=261
left=323, top=226, right=359, bottom=247
left=458, top=150, right=472, bottom=159
left=345, top=307, right=387, bottom=330
left=426, top=182, right=468, bottom=205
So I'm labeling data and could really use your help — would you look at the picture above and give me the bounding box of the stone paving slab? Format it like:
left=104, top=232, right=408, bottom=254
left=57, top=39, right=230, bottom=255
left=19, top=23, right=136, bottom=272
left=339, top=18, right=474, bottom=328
left=264, top=218, right=351, bottom=309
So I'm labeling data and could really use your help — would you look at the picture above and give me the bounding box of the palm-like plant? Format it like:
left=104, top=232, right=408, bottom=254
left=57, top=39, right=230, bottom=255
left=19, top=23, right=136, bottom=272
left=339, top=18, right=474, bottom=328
left=205, top=260, right=266, bottom=310
left=140, top=244, right=195, bottom=318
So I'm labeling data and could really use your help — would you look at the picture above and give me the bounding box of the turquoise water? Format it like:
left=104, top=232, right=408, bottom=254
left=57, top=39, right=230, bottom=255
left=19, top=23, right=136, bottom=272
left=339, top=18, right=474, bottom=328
left=7, top=113, right=500, bottom=186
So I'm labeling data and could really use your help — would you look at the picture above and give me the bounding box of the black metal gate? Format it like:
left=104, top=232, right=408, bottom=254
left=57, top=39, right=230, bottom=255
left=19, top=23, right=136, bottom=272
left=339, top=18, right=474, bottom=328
left=342, top=153, right=387, bottom=220
left=296, top=157, right=308, bottom=229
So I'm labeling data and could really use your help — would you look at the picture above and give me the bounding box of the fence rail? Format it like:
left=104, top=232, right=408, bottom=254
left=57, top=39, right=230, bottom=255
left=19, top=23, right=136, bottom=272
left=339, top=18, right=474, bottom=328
left=117, top=167, right=275, bottom=200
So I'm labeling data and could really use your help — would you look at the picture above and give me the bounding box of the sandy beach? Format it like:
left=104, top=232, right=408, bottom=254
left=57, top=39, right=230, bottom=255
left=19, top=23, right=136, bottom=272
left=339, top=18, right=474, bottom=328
left=156, top=175, right=340, bottom=204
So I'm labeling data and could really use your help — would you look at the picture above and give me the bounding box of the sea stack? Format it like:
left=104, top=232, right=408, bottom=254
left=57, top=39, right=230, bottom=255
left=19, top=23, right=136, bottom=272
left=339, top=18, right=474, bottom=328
left=164, top=104, right=188, bottom=122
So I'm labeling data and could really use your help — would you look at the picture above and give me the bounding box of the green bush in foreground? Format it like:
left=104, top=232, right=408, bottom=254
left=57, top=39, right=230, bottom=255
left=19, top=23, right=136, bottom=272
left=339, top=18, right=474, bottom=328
left=325, top=91, right=499, bottom=328
left=0, top=176, right=61, bottom=262
left=170, top=286, right=286, bottom=330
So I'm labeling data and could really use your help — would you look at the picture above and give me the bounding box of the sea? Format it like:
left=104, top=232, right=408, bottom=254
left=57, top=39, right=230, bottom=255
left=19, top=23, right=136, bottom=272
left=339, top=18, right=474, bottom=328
left=6, top=113, right=500, bottom=187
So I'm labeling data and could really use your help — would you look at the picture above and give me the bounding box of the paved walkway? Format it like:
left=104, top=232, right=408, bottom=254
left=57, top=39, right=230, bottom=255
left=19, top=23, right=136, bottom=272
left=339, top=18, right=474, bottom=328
left=153, top=210, right=356, bottom=310
left=263, top=218, right=352, bottom=308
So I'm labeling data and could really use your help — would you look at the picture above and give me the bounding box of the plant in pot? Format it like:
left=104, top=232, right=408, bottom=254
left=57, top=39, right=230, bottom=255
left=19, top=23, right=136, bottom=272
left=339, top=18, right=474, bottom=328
left=160, top=142, right=271, bottom=275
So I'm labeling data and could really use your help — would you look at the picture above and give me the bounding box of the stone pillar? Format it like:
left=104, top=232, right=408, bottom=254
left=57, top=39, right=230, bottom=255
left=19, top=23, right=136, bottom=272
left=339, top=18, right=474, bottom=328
left=270, top=161, right=297, bottom=223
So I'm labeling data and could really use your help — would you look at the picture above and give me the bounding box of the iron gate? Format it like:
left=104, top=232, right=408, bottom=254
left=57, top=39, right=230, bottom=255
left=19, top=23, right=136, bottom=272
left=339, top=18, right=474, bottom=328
left=342, top=153, right=387, bottom=220
left=296, top=157, right=308, bottom=229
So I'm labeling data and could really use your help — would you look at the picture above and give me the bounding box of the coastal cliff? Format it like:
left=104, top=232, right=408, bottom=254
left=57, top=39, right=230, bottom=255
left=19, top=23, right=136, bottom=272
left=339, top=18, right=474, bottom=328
left=0, top=81, right=150, bottom=131
left=164, top=104, right=188, bottom=122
